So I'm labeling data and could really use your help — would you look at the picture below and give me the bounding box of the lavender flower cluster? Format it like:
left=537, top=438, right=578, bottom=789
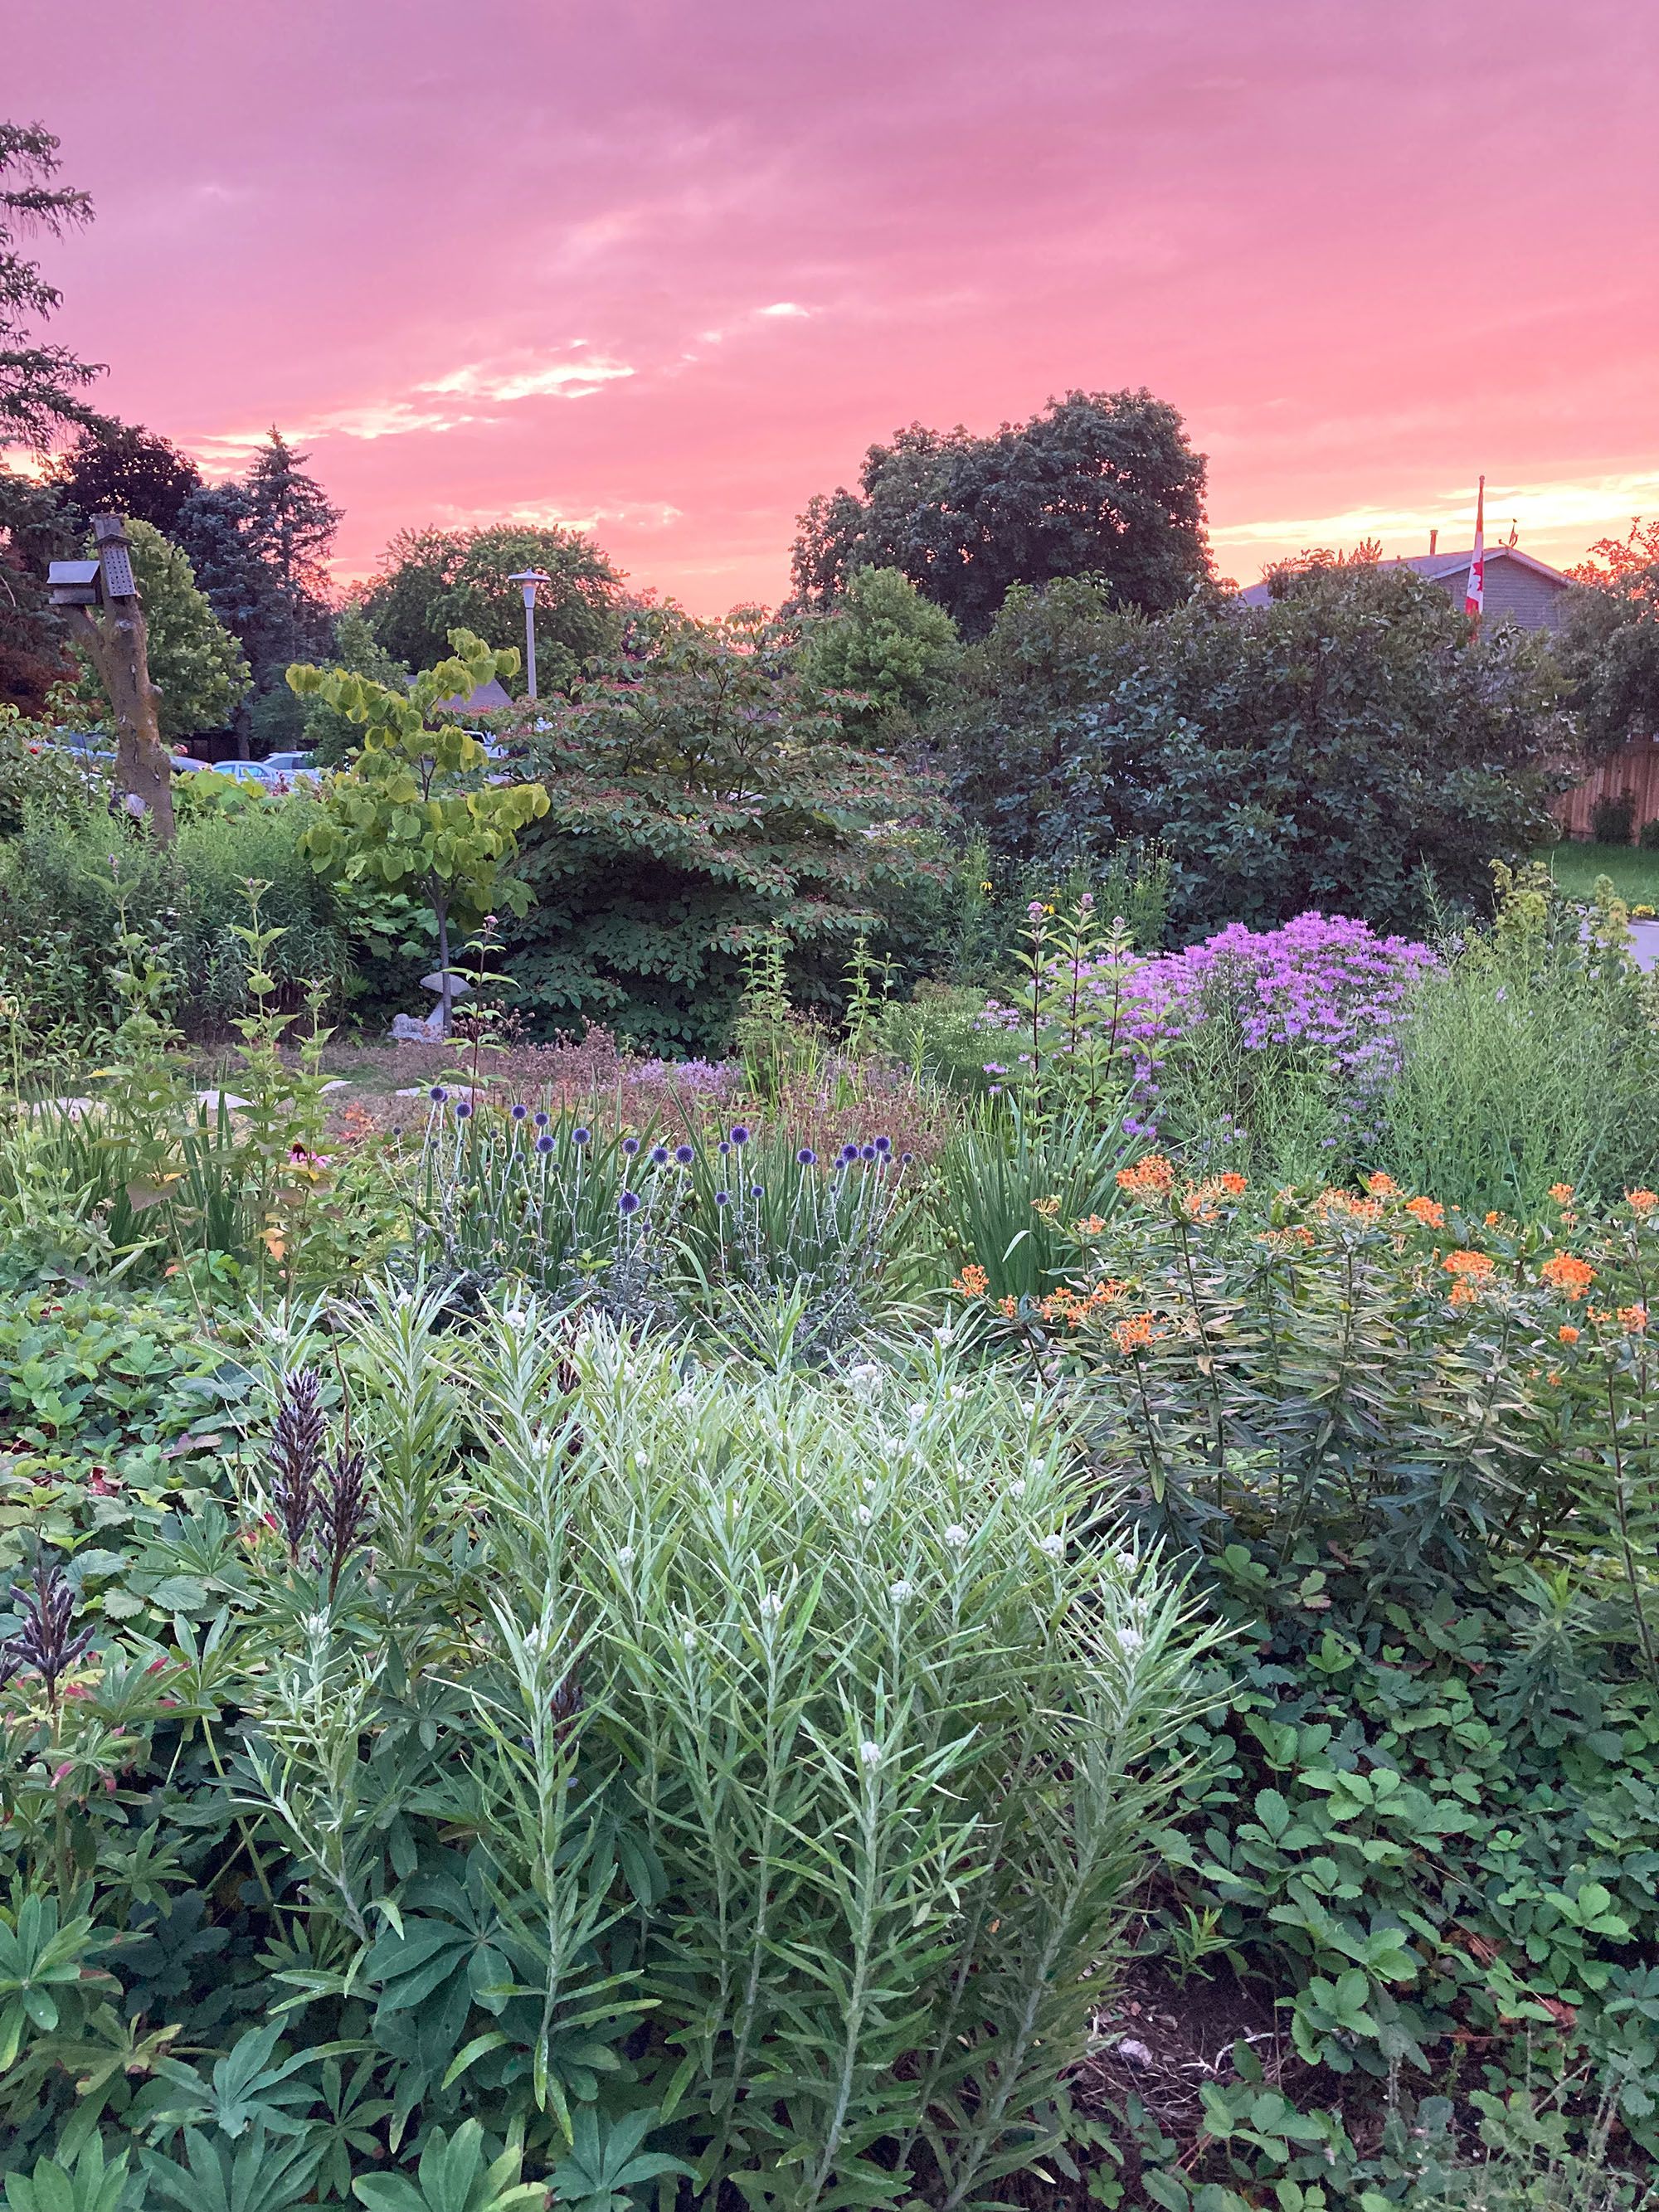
left=980, top=911, right=1437, bottom=1133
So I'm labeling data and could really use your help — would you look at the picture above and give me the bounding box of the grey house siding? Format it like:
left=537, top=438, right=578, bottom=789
left=1427, top=558, right=1571, bottom=633
left=1237, top=547, right=1574, bottom=632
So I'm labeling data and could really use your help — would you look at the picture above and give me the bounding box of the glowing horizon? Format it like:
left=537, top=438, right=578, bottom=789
left=10, top=0, right=1655, bottom=612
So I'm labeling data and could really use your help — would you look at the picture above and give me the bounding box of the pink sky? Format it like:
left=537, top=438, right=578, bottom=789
left=11, top=0, right=1658, bottom=612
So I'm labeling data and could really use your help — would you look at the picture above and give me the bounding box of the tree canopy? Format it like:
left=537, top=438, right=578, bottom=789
left=941, top=562, right=1565, bottom=936
left=1559, top=518, right=1659, bottom=759
left=48, top=417, right=202, bottom=534
left=800, top=565, right=960, bottom=740
left=289, top=629, right=548, bottom=1028
left=791, top=389, right=1211, bottom=635
left=66, top=517, right=251, bottom=741
left=499, top=604, right=951, bottom=1053
left=173, top=433, right=340, bottom=688
left=0, top=120, right=106, bottom=451
left=362, top=523, right=622, bottom=698
left=0, top=464, right=76, bottom=711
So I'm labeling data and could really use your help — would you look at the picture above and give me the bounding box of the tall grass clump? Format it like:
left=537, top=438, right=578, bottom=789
left=221, top=1305, right=1206, bottom=2207
left=1379, top=865, right=1659, bottom=1218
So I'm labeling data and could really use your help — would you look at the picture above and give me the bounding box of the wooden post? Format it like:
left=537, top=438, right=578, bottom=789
left=66, top=513, right=176, bottom=845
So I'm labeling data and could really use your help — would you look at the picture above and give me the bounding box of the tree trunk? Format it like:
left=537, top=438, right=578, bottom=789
left=67, top=593, right=176, bottom=844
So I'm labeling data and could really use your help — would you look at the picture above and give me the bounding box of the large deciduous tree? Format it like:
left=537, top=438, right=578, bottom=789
left=362, top=523, right=621, bottom=698
left=498, top=604, right=951, bottom=1053
left=791, top=390, right=1211, bottom=636
left=49, top=417, right=202, bottom=535
left=0, top=119, right=106, bottom=450
left=941, top=561, right=1566, bottom=936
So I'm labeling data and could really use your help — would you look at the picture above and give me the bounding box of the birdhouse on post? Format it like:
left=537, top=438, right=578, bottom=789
left=48, top=513, right=175, bottom=844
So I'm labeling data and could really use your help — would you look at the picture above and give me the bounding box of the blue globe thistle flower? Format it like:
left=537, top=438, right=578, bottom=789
left=649, top=1145, right=669, bottom=1166
left=730, top=1125, right=751, bottom=1146
left=619, top=1189, right=641, bottom=1215
left=622, top=1135, right=640, bottom=1155
left=859, top=1143, right=877, bottom=1159
left=839, top=1143, right=859, bottom=1164
left=454, top=1099, right=474, bottom=1119
left=874, top=1135, right=891, bottom=1154
left=572, top=1126, right=591, bottom=1146
left=750, top=1183, right=765, bottom=1198
left=536, top=1134, right=556, bottom=1155
left=900, top=1150, right=914, bottom=1165
left=429, top=1086, right=448, bottom=1103
left=674, top=1144, right=694, bottom=1164
left=718, top=1140, right=731, bottom=1155
left=714, top=1189, right=730, bottom=1205
left=796, top=1147, right=817, bottom=1165
left=533, top=1111, right=551, bottom=1128
left=510, top=1103, right=528, bottom=1121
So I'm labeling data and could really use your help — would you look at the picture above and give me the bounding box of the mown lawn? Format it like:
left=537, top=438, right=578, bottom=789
left=1540, top=838, right=1659, bottom=907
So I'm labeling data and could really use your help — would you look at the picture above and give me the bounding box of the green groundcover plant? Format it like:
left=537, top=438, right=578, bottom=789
left=0, top=1296, right=1206, bottom=2209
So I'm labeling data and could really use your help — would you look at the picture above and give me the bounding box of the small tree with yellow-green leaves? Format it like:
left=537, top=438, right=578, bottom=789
left=287, top=629, right=548, bottom=1031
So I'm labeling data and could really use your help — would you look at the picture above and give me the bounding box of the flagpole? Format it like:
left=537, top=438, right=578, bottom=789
left=1464, top=475, right=1486, bottom=620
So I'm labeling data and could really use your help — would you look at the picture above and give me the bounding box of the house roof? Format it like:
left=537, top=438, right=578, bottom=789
left=417, top=676, right=515, bottom=714
left=1238, top=544, right=1576, bottom=608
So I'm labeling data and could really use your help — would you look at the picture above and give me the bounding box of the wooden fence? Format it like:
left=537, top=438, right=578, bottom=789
left=1554, top=739, right=1659, bottom=839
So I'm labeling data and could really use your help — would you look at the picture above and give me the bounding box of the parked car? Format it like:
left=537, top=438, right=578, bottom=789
left=262, top=751, right=319, bottom=775
left=206, top=759, right=280, bottom=786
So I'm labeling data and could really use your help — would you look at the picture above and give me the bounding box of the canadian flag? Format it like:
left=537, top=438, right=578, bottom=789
left=1464, top=475, right=1485, bottom=619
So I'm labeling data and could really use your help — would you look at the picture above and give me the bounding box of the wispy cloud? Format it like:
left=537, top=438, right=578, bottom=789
left=1214, top=470, right=1659, bottom=555
left=418, top=352, right=635, bottom=403
left=756, top=301, right=810, bottom=318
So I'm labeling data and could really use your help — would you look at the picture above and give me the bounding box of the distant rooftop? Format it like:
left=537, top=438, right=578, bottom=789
left=1238, top=544, right=1577, bottom=630
left=411, top=675, right=516, bottom=714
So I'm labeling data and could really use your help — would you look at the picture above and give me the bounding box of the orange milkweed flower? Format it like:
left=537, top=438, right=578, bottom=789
left=1485, top=1212, right=1502, bottom=1228
left=1443, top=1250, right=1496, bottom=1280
left=1627, top=1189, right=1658, bottom=1217
left=1618, top=1304, right=1648, bottom=1334
left=1117, top=1153, right=1175, bottom=1198
left=1365, top=1172, right=1399, bottom=1197
left=1548, top=1183, right=1575, bottom=1205
left=1558, top=1325, right=1579, bottom=1344
left=1448, top=1279, right=1481, bottom=1308
left=953, top=1265, right=990, bottom=1299
left=1540, top=1253, right=1596, bottom=1300
left=1405, top=1197, right=1445, bottom=1228
left=1111, top=1311, right=1159, bottom=1355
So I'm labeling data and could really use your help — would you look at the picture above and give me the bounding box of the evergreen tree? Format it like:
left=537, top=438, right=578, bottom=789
left=0, top=119, right=107, bottom=450
left=174, top=481, right=291, bottom=683
left=241, top=427, right=341, bottom=662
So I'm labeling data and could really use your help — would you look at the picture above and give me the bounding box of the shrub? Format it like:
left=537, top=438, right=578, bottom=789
left=1590, top=789, right=1637, bottom=846
left=500, top=604, right=953, bottom=1053
left=942, top=562, right=1566, bottom=936
left=1639, top=815, right=1659, bottom=851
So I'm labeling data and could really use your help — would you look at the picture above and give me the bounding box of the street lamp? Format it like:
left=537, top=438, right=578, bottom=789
left=507, top=570, right=552, bottom=702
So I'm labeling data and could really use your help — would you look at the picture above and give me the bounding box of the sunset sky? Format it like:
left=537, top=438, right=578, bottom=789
left=10, top=0, right=1657, bottom=611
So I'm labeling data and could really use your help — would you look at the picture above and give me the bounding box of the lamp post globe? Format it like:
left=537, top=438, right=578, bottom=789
left=506, top=570, right=552, bottom=702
